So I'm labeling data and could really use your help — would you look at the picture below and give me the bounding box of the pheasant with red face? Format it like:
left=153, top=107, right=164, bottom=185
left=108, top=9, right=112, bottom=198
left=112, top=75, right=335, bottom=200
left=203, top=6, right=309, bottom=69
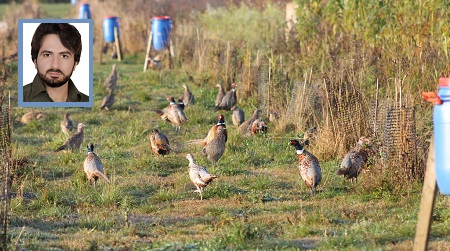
left=289, top=139, right=322, bottom=196
left=154, top=96, right=189, bottom=132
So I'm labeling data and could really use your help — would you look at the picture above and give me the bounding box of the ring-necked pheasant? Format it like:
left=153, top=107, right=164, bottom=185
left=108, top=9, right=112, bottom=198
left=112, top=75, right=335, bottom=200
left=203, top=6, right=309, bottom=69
left=55, top=123, right=85, bottom=152
left=103, top=64, right=117, bottom=91
left=154, top=96, right=189, bottom=132
left=149, top=129, right=171, bottom=156
left=178, top=97, right=185, bottom=110
left=186, top=154, right=218, bottom=200
left=289, top=139, right=322, bottom=196
left=215, top=83, right=237, bottom=111
left=83, top=143, right=110, bottom=186
left=100, top=89, right=115, bottom=111
left=231, top=106, right=244, bottom=126
left=336, top=136, right=372, bottom=183
left=185, top=114, right=227, bottom=163
left=202, top=125, right=227, bottom=163
left=60, top=112, right=74, bottom=134
left=182, top=84, right=195, bottom=106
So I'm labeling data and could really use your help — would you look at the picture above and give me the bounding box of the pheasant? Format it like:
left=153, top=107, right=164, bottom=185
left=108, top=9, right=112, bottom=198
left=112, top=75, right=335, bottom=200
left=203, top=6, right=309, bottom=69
left=83, top=143, right=110, bottom=186
left=214, top=83, right=225, bottom=111
left=154, top=96, right=189, bottom=132
left=186, top=114, right=227, bottom=147
left=60, top=112, right=74, bottom=134
left=100, top=89, right=115, bottom=111
left=215, top=83, right=237, bottom=111
left=182, top=84, right=195, bottom=106
left=336, top=136, right=372, bottom=183
left=103, top=64, right=117, bottom=90
left=202, top=125, right=227, bottom=163
left=54, top=123, right=85, bottom=152
left=289, top=139, right=322, bottom=196
left=239, top=109, right=260, bottom=136
left=20, top=111, right=46, bottom=125
left=231, top=106, right=244, bottom=126
left=178, top=97, right=185, bottom=110
left=149, top=129, right=171, bottom=156
left=186, top=154, right=218, bottom=200
left=251, top=119, right=268, bottom=135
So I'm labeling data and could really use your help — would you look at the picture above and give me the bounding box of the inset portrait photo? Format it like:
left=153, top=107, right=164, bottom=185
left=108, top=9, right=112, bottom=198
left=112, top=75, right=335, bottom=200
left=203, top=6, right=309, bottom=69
left=18, top=19, right=93, bottom=108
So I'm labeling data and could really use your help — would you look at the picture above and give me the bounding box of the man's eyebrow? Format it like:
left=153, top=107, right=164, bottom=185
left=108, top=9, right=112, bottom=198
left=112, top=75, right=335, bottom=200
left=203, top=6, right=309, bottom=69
left=40, top=50, right=73, bottom=55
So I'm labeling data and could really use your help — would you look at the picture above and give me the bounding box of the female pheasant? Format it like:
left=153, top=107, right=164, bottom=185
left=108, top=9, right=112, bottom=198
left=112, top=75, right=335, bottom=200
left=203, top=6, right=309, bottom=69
left=149, top=129, right=171, bottom=156
left=186, top=154, right=217, bottom=200
left=336, top=136, right=371, bottom=183
left=289, top=139, right=322, bottom=196
left=60, top=112, right=73, bottom=134
left=84, top=143, right=110, bottom=186
left=182, top=84, right=195, bottom=106
left=231, top=106, right=244, bottom=126
left=55, top=123, right=85, bottom=152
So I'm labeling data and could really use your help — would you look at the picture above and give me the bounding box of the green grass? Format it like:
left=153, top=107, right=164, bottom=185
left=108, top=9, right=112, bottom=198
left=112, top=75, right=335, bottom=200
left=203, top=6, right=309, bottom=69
left=3, top=1, right=450, bottom=250
left=5, top=54, right=448, bottom=250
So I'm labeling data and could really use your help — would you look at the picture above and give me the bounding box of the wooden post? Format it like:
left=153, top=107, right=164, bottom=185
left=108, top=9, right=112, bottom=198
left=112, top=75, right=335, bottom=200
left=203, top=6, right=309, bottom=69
left=114, top=26, right=122, bottom=61
left=143, top=31, right=152, bottom=72
left=414, top=136, right=437, bottom=251
left=168, top=38, right=173, bottom=69
left=99, top=32, right=104, bottom=63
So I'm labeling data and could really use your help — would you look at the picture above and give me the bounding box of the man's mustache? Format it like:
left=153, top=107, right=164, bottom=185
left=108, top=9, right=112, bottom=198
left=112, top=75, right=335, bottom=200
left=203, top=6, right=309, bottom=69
left=46, top=69, right=63, bottom=74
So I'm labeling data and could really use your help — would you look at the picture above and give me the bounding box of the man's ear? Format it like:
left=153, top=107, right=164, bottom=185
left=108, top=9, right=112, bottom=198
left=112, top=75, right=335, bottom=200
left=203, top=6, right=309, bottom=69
left=73, top=61, right=78, bottom=71
left=33, top=59, right=37, bottom=69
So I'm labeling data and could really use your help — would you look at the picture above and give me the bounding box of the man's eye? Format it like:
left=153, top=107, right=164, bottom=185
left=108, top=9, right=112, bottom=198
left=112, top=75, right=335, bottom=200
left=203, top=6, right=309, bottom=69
left=61, top=54, right=69, bottom=59
left=42, top=53, right=51, bottom=58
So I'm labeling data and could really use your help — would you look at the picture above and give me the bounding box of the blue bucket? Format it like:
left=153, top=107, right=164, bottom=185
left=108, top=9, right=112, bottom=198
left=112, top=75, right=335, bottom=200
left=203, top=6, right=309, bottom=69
left=103, top=16, right=120, bottom=43
left=434, top=78, right=450, bottom=195
left=151, top=16, right=172, bottom=51
left=78, top=3, right=91, bottom=19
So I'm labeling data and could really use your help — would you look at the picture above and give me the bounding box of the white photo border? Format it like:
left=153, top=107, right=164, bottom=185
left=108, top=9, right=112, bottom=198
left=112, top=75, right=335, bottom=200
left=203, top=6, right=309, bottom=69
left=18, top=19, right=94, bottom=108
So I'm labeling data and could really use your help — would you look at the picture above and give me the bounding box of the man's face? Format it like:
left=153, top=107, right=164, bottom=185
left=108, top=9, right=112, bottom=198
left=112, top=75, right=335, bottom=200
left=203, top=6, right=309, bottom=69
left=34, top=34, right=78, bottom=88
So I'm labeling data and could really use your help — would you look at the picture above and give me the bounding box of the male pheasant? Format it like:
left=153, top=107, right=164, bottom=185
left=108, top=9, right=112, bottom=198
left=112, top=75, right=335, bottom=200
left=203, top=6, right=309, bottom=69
left=155, top=96, right=189, bottom=132
left=186, top=154, right=218, bottom=200
left=336, top=136, right=372, bottom=183
left=83, top=143, right=110, bottom=186
left=289, top=139, right=322, bottom=196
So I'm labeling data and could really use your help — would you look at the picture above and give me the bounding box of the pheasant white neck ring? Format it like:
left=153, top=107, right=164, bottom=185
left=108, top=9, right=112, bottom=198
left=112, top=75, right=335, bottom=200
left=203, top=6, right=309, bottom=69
left=296, top=149, right=304, bottom=155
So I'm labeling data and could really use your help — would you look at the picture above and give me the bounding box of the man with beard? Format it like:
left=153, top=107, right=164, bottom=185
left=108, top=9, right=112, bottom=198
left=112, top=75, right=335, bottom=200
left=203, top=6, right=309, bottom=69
left=23, top=23, right=89, bottom=102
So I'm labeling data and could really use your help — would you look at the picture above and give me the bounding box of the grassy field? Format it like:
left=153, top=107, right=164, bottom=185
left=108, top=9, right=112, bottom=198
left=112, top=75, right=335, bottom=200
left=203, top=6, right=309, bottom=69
left=3, top=56, right=450, bottom=250
left=2, top=0, right=450, bottom=250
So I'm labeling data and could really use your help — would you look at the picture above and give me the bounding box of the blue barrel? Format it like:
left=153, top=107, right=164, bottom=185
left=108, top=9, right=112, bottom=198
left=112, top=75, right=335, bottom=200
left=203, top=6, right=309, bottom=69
left=103, top=16, right=120, bottom=43
left=434, top=77, right=450, bottom=194
left=151, top=16, right=172, bottom=51
left=78, top=3, right=91, bottom=19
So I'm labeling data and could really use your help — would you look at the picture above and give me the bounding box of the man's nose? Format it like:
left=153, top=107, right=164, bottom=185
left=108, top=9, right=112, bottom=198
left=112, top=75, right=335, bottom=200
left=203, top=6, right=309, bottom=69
left=50, top=55, right=60, bottom=68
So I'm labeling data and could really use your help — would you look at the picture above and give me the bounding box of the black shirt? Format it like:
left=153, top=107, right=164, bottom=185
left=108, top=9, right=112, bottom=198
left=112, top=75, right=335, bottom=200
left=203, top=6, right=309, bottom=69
left=23, top=74, right=89, bottom=102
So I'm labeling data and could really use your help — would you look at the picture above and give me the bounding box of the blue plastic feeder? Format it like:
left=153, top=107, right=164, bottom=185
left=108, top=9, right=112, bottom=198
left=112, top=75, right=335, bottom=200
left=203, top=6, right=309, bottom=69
left=151, top=16, right=172, bottom=51
left=78, top=3, right=91, bottom=19
left=431, top=78, right=450, bottom=195
left=103, top=16, right=120, bottom=43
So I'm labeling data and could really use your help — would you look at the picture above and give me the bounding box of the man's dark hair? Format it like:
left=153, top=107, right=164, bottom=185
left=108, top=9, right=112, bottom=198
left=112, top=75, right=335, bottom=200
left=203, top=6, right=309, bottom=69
left=31, top=23, right=82, bottom=63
